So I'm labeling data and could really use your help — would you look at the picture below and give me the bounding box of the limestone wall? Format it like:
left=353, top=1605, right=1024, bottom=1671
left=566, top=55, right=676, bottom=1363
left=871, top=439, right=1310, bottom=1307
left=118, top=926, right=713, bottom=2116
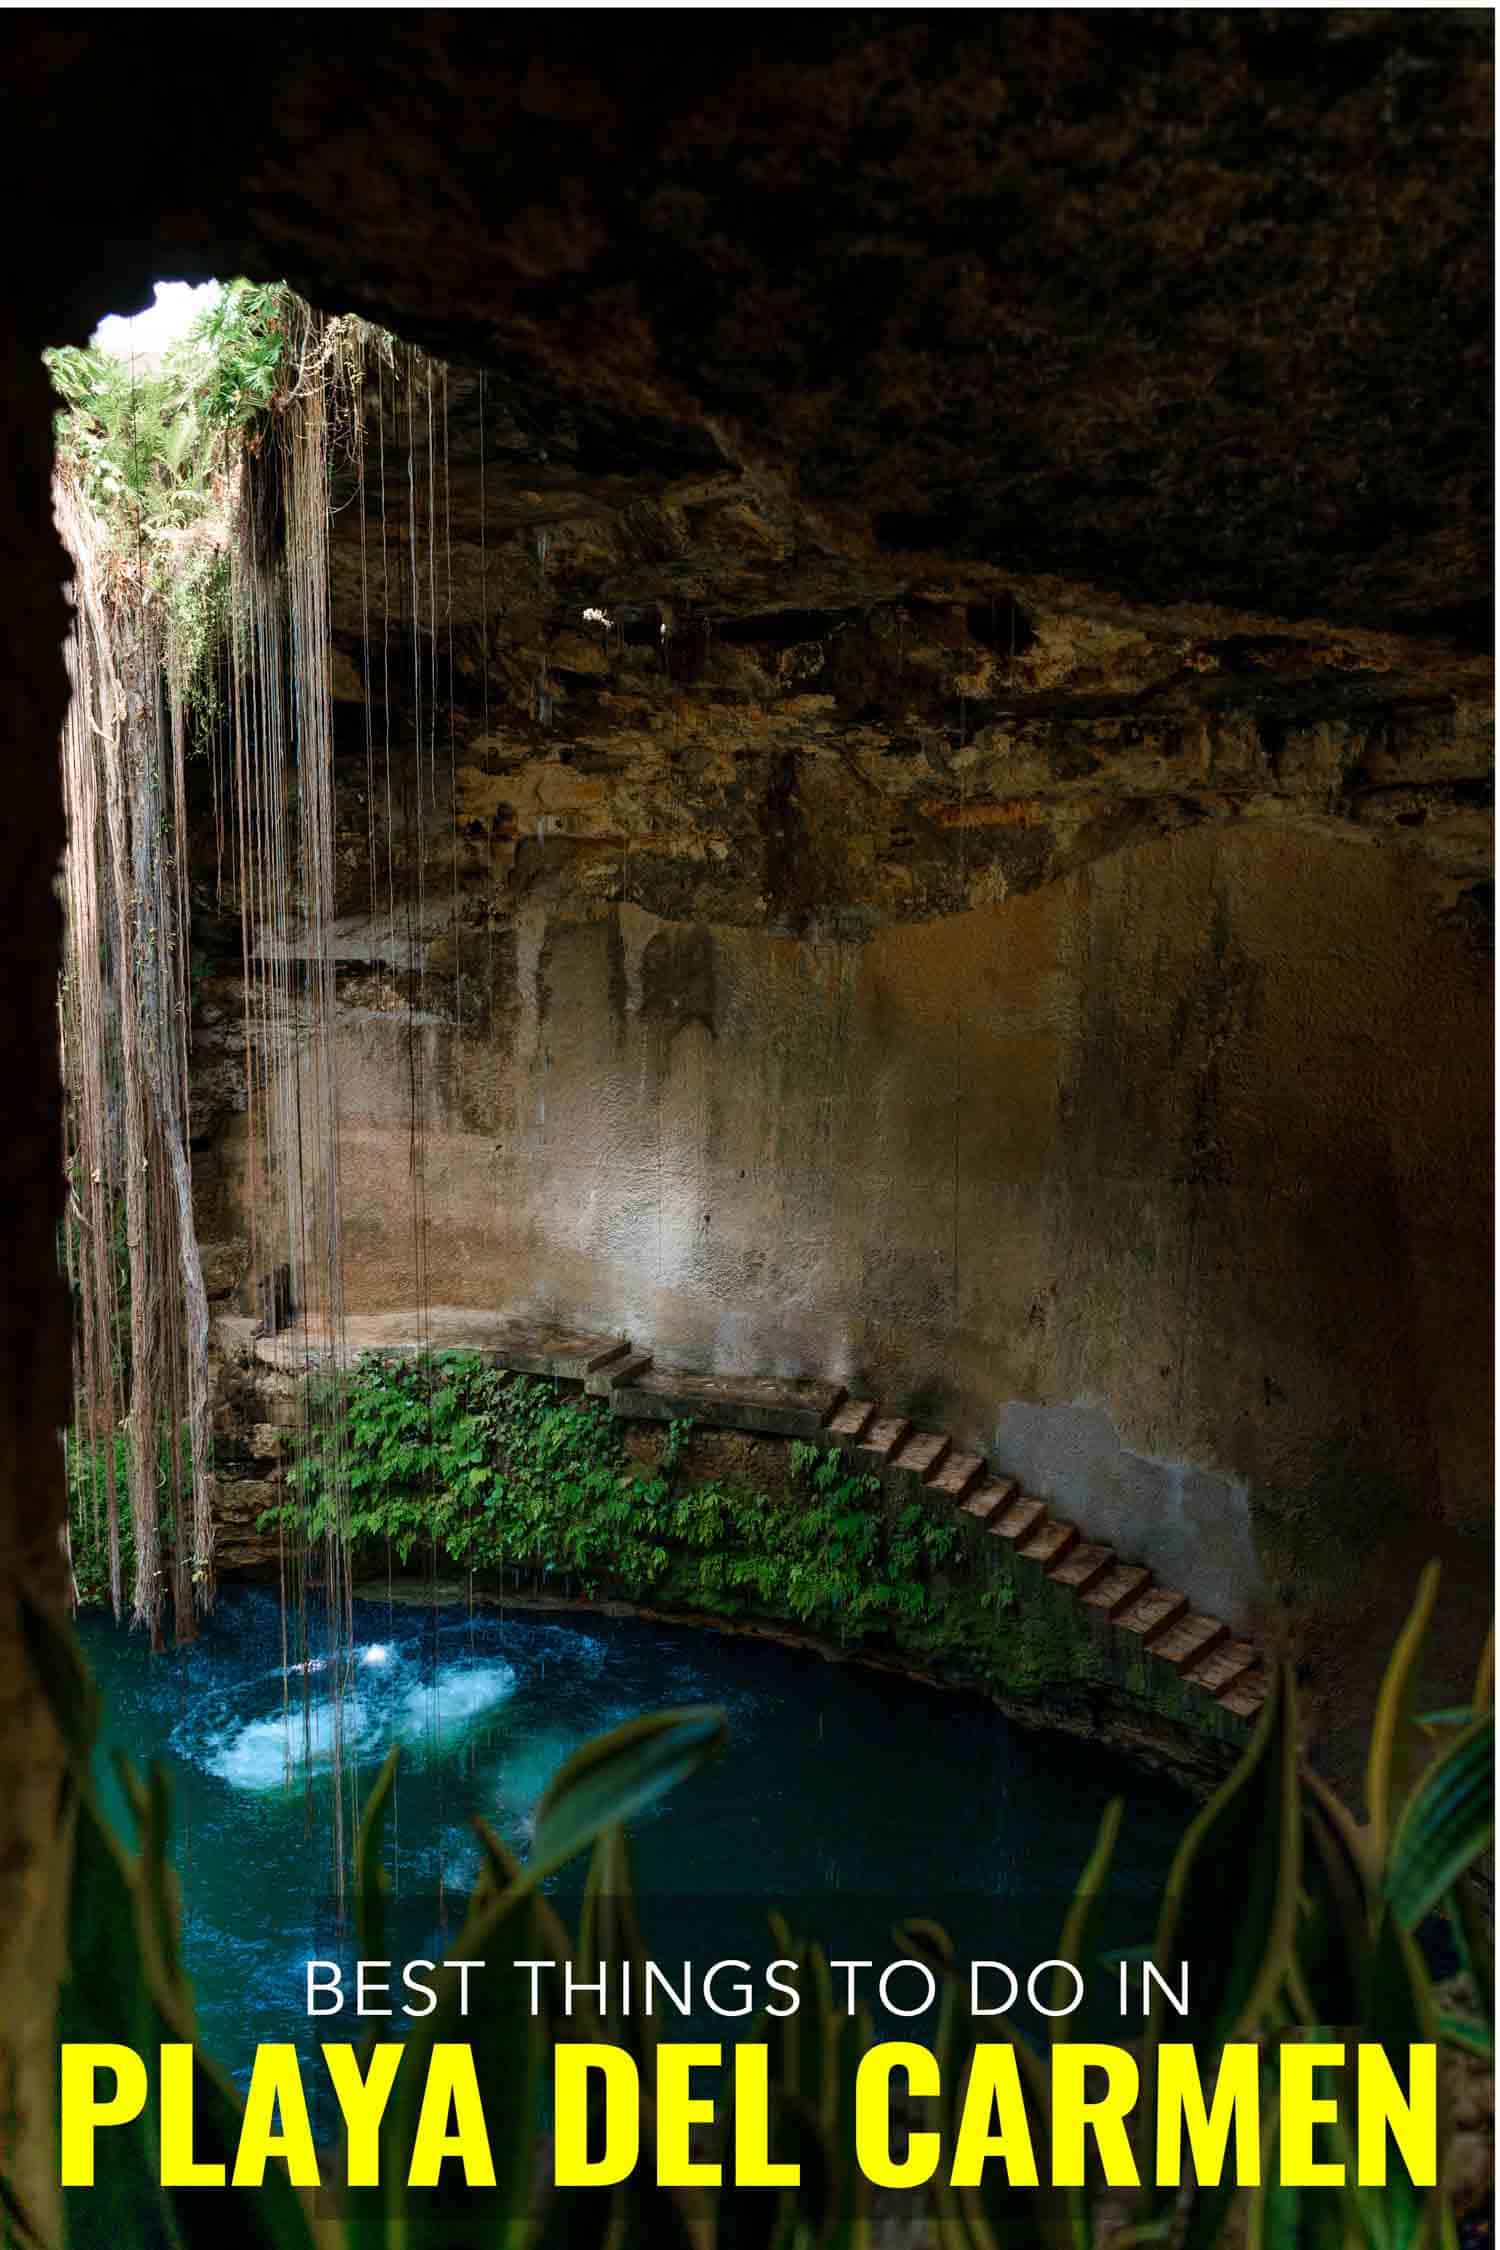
left=211, top=819, right=1490, bottom=1659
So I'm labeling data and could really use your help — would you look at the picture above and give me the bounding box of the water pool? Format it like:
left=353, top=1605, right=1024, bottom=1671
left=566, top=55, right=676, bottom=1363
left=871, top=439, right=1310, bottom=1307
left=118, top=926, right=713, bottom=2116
left=77, top=1586, right=1187, bottom=2084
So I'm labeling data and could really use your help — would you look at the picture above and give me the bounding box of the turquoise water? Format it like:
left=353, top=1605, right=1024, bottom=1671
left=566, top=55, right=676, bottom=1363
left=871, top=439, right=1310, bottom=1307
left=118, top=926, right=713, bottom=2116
left=78, top=1586, right=1187, bottom=2086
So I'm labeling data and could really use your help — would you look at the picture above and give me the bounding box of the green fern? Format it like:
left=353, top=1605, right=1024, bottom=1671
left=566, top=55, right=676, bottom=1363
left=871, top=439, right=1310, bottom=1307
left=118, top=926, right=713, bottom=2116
left=263, top=1352, right=966, bottom=1644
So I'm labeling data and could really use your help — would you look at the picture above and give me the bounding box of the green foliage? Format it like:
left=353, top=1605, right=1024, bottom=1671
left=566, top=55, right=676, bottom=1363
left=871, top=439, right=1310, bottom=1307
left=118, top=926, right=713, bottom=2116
left=1151, top=1663, right=1302, bottom=2050
left=23, top=1595, right=318, bottom=2250
left=901, top=1598, right=1494, bottom=2250
left=65, top=1432, right=132, bottom=1610
left=46, top=280, right=289, bottom=509
left=1387, top=1708, right=1495, bottom=1932
left=1300, top=1576, right=1496, bottom=2079
left=183, top=279, right=291, bottom=432
left=44, top=279, right=290, bottom=713
left=67, top=1425, right=197, bottom=1612
left=274, top=1352, right=966, bottom=1648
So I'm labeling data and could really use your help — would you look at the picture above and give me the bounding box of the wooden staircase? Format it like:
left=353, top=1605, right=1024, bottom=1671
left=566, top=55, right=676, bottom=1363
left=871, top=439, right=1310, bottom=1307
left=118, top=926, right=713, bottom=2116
left=242, top=1309, right=1268, bottom=1723
left=594, top=1348, right=1267, bottom=1722
left=580, top=1342, right=1265, bottom=1723
left=816, top=1397, right=1266, bottom=1723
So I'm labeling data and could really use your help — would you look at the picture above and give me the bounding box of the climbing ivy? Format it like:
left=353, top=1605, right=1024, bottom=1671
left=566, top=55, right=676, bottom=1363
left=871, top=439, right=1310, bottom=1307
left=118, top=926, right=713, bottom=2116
left=271, top=1353, right=978, bottom=1649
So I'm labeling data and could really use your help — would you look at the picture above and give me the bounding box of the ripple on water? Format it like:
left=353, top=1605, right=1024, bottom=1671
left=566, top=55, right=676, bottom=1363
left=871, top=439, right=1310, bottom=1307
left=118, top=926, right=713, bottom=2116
left=178, top=1611, right=733, bottom=1804
left=199, top=1656, right=520, bottom=1791
left=204, top=1695, right=386, bottom=1791
left=394, top=1660, right=519, bottom=1742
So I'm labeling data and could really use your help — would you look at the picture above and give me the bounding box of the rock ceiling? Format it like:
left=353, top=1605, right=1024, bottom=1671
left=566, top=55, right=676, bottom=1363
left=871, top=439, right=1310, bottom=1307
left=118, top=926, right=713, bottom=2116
left=16, top=10, right=1491, bottom=933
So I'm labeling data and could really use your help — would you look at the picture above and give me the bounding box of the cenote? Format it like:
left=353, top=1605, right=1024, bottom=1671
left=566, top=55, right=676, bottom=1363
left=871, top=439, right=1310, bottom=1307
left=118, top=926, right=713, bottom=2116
left=79, top=1589, right=1186, bottom=2092
left=11, top=26, right=1493, bottom=2250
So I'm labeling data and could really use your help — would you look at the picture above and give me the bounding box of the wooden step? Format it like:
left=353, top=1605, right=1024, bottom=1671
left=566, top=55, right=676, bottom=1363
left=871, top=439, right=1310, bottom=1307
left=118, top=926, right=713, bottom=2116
left=1185, top=1639, right=1258, bottom=1697
left=1019, top=1519, right=1078, bottom=1570
left=1115, top=1586, right=1189, bottom=1641
left=1219, top=1670, right=1270, bottom=1720
left=855, top=1415, right=912, bottom=1466
left=1081, top=1562, right=1152, bottom=1618
left=927, top=1449, right=986, bottom=1502
left=891, top=1430, right=951, bottom=1483
left=1048, top=1541, right=1115, bottom=1595
left=962, top=1475, right=1020, bottom=1525
left=585, top=1348, right=653, bottom=1397
left=1149, top=1613, right=1229, bottom=1672
left=825, top=1398, right=877, bottom=1445
left=990, top=1493, right=1046, bottom=1544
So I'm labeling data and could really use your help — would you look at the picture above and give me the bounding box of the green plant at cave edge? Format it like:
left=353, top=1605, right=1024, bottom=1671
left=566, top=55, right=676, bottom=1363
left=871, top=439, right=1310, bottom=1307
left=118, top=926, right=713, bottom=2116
left=44, top=279, right=289, bottom=716
left=14, top=1565, right=1494, bottom=2249
left=269, top=1350, right=970, bottom=1647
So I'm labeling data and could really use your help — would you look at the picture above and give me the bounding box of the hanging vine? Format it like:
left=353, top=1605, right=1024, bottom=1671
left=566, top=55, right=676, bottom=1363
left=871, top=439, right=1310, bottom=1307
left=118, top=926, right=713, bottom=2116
left=50, top=283, right=392, bottom=1653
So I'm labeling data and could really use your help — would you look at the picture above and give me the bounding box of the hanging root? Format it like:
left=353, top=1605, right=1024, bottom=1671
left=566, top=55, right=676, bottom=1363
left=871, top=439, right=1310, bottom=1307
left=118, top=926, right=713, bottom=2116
left=53, top=291, right=377, bottom=1644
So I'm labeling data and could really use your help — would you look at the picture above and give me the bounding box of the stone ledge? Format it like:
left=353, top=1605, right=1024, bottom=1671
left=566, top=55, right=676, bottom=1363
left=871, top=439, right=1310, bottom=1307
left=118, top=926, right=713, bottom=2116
left=608, top=1367, right=845, bottom=1439
left=251, top=1311, right=628, bottom=1381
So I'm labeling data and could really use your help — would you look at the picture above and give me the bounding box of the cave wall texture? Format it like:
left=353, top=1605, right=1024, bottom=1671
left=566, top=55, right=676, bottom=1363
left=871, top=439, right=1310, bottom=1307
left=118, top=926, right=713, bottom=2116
left=0, top=12, right=1493, bottom=2227
left=200, top=810, right=1488, bottom=1646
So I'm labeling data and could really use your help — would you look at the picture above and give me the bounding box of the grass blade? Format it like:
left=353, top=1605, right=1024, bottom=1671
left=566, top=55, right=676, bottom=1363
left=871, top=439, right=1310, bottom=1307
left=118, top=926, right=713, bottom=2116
left=1152, top=1662, right=1301, bottom=2050
left=1365, top=1564, right=1441, bottom=1868
left=1386, top=1713, right=1494, bottom=1931
left=528, top=1707, right=726, bottom=1889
